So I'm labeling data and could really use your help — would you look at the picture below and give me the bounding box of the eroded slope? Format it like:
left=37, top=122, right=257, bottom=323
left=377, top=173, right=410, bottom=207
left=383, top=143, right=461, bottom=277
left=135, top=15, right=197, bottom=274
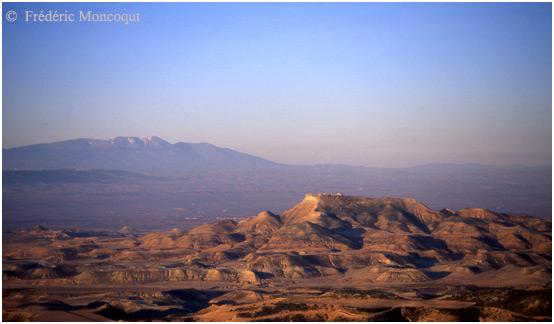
left=3, top=194, right=552, bottom=321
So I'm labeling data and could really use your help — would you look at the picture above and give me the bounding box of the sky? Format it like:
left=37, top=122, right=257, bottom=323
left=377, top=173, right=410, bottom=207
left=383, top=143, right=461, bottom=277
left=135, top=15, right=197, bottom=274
left=2, top=2, right=552, bottom=168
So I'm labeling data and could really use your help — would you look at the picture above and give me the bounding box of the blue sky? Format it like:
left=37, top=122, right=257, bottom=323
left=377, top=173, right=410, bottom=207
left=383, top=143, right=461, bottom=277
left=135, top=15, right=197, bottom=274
left=2, top=2, right=552, bottom=167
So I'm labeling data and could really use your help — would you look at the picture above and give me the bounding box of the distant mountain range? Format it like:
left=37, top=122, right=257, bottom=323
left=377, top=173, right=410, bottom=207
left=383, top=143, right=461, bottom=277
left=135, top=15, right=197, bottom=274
left=3, top=136, right=552, bottom=223
left=2, top=136, right=277, bottom=173
left=5, top=136, right=551, bottom=175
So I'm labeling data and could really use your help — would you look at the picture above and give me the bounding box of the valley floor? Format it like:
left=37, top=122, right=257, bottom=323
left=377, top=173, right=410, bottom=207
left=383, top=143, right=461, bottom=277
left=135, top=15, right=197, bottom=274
left=3, top=279, right=551, bottom=322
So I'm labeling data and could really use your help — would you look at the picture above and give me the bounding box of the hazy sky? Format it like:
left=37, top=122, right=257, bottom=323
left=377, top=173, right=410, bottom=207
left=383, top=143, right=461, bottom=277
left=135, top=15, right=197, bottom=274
left=3, top=2, right=552, bottom=167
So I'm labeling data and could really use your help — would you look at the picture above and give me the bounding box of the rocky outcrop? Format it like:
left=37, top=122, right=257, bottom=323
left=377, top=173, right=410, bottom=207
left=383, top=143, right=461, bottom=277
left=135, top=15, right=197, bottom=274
left=3, top=194, right=551, bottom=286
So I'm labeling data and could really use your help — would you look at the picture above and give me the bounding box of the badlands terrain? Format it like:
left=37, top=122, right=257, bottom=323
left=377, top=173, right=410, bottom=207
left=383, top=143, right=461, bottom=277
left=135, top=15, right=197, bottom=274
left=3, top=193, right=552, bottom=321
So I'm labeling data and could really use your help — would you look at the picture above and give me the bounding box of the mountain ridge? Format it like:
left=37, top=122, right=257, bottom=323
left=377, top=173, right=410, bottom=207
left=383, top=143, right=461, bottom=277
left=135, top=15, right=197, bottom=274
left=3, top=136, right=278, bottom=173
left=5, top=136, right=551, bottom=172
left=3, top=136, right=552, bottom=225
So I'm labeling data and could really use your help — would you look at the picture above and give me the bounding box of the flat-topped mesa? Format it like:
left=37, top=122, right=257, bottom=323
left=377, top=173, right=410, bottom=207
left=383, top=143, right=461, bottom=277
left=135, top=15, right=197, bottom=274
left=281, top=194, right=445, bottom=233
left=304, top=193, right=344, bottom=201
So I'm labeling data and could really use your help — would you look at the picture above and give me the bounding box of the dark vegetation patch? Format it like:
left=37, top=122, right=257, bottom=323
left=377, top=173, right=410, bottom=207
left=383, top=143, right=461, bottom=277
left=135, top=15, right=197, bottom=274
left=446, top=287, right=552, bottom=317
left=251, top=313, right=326, bottom=322
left=401, top=306, right=481, bottom=322
left=316, top=287, right=403, bottom=299
left=403, top=306, right=549, bottom=322
left=237, top=303, right=315, bottom=319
